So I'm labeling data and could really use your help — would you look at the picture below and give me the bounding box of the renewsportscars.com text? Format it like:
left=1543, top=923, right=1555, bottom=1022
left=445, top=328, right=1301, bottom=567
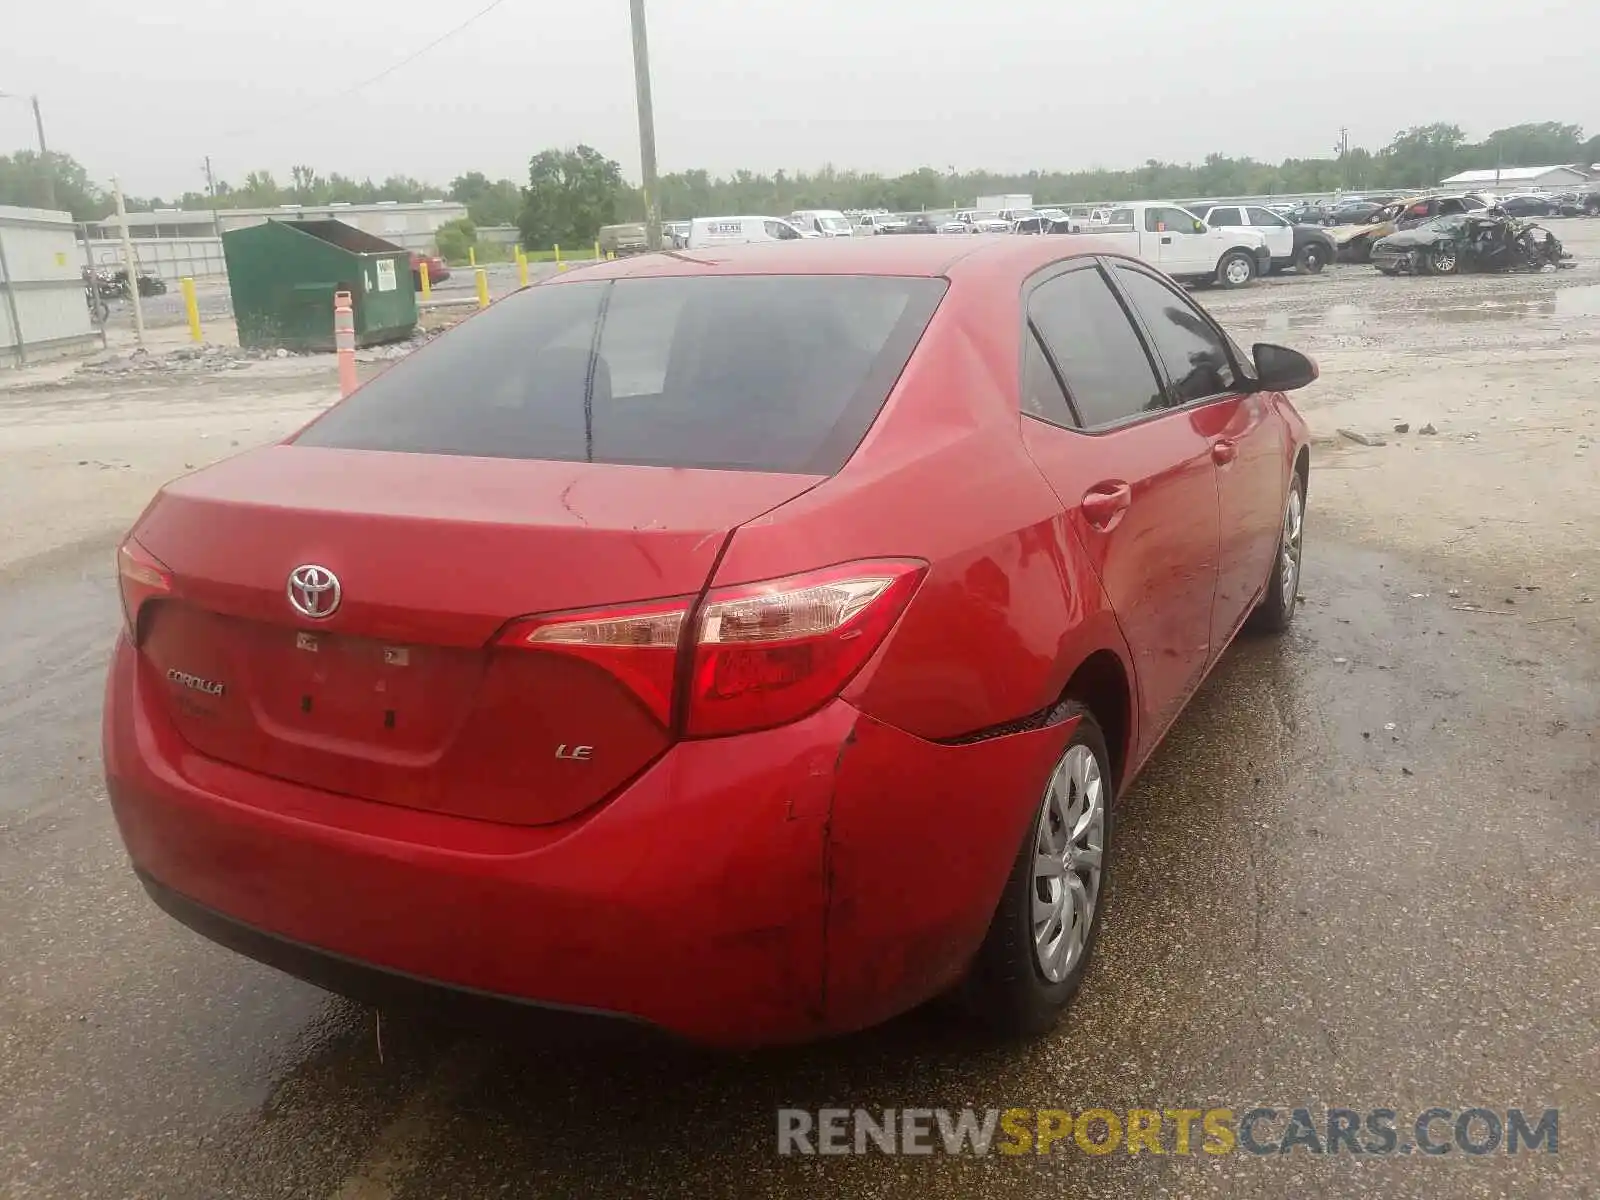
left=777, top=1106, right=1559, bottom=1157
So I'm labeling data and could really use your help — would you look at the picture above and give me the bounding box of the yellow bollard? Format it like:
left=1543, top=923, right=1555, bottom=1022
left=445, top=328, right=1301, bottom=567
left=553, top=244, right=562, bottom=267
left=180, top=276, right=201, bottom=343
left=516, top=248, right=528, bottom=288
left=475, top=267, right=490, bottom=309
left=594, top=240, right=601, bottom=261
left=419, top=259, right=431, bottom=299
left=468, top=245, right=476, bottom=267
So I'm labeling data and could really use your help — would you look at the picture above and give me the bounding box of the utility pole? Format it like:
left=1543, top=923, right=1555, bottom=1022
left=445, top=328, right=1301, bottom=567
left=0, top=91, right=56, bottom=209
left=1336, top=126, right=1350, bottom=194
left=112, top=177, right=146, bottom=348
left=31, top=95, right=57, bottom=210
left=629, top=0, right=662, bottom=252
left=203, top=155, right=223, bottom=239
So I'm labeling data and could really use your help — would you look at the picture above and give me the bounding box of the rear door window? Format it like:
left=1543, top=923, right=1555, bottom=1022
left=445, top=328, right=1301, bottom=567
left=295, top=276, right=947, bottom=475
left=1208, top=207, right=1243, bottom=227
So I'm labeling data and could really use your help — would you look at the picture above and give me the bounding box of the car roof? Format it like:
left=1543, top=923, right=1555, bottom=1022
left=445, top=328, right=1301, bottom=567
left=539, top=234, right=1123, bottom=283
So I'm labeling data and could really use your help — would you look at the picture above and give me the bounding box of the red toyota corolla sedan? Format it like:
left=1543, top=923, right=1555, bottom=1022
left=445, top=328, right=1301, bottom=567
left=104, top=236, right=1313, bottom=1047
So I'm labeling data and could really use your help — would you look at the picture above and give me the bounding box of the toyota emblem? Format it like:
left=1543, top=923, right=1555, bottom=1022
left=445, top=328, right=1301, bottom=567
left=287, top=564, right=341, bottom=620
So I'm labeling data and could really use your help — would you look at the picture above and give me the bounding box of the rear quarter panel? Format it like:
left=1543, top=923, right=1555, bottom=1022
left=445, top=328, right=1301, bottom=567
left=711, top=268, right=1133, bottom=743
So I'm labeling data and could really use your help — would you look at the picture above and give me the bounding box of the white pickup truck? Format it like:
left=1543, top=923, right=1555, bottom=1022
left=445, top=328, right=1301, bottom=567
left=1080, top=201, right=1272, bottom=287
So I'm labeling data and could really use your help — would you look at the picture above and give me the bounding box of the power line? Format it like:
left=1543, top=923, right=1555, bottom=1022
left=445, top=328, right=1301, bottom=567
left=218, top=0, right=513, bottom=141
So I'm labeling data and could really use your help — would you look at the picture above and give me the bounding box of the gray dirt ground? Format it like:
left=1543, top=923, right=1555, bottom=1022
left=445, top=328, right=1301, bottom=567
left=1, top=222, right=1596, bottom=1199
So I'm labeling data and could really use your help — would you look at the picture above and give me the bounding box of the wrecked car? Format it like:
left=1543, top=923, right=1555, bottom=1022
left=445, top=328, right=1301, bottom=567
left=1371, top=212, right=1574, bottom=276
left=1328, top=194, right=1487, bottom=263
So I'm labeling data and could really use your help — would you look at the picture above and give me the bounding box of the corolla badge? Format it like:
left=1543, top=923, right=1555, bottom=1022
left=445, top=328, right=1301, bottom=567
left=167, top=668, right=225, bottom=697
left=287, top=564, right=341, bottom=619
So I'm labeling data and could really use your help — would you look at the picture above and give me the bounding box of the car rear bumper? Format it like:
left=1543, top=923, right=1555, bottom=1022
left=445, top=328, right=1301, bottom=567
left=104, top=635, right=1072, bottom=1047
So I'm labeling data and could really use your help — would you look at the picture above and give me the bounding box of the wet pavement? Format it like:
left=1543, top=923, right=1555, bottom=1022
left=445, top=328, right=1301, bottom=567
left=2, top=529, right=1595, bottom=1198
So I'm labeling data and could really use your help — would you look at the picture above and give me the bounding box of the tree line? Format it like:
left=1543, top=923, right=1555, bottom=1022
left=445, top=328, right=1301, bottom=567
left=2, top=121, right=1594, bottom=249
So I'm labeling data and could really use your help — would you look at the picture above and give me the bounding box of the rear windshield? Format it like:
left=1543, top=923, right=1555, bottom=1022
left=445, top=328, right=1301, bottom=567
left=296, top=275, right=946, bottom=474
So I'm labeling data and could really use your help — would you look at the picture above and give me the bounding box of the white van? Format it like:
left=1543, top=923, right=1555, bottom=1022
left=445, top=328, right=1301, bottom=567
left=685, top=216, right=812, bottom=249
left=787, top=209, right=855, bottom=237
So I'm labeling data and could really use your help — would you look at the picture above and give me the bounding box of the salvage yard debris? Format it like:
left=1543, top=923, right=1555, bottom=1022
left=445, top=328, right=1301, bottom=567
left=1372, top=211, right=1574, bottom=277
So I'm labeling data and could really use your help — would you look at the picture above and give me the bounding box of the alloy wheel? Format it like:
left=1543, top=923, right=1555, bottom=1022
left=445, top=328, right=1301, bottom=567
left=1280, top=486, right=1304, bottom=610
left=1032, top=744, right=1105, bottom=983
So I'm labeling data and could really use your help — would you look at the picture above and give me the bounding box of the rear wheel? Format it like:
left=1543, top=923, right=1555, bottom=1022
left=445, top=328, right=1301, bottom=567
left=1251, top=473, right=1305, bottom=634
left=965, top=706, right=1112, bottom=1038
left=1294, top=242, right=1329, bottom=274
left=1217, top=249, right=1256, bottom=288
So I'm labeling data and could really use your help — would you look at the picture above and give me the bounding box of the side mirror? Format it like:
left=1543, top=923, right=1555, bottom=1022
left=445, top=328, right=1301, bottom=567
left=1193, top=220, right=1207, bottom=234
left=1252, top=343, right=1318, bottom=392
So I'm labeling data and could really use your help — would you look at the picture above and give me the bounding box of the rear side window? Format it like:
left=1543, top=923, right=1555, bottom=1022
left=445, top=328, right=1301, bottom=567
left=1028, top=266, right=1165, bottom=428
left=296, top=275, right=947, bottom=474
left=1113, top=266, right=1237, bottom=404
left=1209, top=207, right=1243, bottom=227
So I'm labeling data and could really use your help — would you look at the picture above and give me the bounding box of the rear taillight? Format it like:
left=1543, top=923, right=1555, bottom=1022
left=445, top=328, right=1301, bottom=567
left=495, top=599, right=688, bottom=725
left=496, top=559, right=925, bottom=737
left=116, top=538, right=173, bottom=641
left=687, top=560, right=925, bottom=737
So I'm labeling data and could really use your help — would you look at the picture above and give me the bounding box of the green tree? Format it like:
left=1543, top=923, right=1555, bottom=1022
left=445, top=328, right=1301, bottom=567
left=449, top=171, right=521, bottom=226
left=435, top=217, right=477, bottom=263
left=0, top=149, right=103, bottom=218
left=1477, top=122, right=1585, bottom=168
left=517, top=145, right=624, bottom=250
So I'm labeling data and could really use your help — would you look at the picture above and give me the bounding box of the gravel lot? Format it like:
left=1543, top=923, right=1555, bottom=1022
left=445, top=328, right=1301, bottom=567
left=2, top=221, right=1596, bottom=1199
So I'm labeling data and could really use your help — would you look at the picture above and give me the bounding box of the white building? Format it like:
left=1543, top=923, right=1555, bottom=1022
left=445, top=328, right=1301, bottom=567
left=1437, top=165, right=1591, bottom=194
left=80, top=200, right=469, bottom=280
left=83, top=200, right=467, bottom=249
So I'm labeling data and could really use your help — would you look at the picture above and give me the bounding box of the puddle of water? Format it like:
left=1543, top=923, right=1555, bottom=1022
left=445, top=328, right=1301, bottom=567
left=1554, top=284, right=1600, bottom=317
left=1258, top=282, right=1597, bottom=333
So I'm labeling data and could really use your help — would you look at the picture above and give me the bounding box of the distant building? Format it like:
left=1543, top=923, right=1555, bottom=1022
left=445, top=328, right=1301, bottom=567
left=1437, top=165, right=1591, bottom=193
left=83, top=200, right=468, bottom=251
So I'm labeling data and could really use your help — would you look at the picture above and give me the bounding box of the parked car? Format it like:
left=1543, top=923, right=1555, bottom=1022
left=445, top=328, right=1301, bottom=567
left=1195, top=204, right=1338, bottom=274
left=1285, top=201, right=1329, bottom=225
left=1082, top=202, right=1271, bottom=286
left=598, top=223, right=649, bottom=257
left=901, top=211, right=950, bottom=234
left=685, top=216, right=813, bottom=248
left=103, top=236, right=1315, bottom=1049
left=961, top=211, right=1013, bottom=234
left=1327, top=194, right=1486, bottom=262
left=788, top=210, right=856, bottom=237
left=1372, top=213, right=1573, bottom=276
left=858, top=212, right=908, bottom=234
left=1012, top=214, right=1078, bottom=235
left=1493, top=193, right=1555, bottom=218
left=409, top=252, right=450, bottom=287
left=1322, top=199, right=1384, bottom=226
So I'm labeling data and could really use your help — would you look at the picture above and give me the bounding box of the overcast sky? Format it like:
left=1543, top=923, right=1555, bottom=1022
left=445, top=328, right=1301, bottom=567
left=3, top=0, right=1594, bottom=197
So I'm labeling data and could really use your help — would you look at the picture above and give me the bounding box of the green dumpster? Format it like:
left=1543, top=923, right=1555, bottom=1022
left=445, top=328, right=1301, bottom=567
left=222, top=219, right=416, bottom=351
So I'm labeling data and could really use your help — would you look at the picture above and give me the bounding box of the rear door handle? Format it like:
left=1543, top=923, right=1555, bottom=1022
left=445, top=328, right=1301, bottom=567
left=1211, top=439, right=1238, bottom=465
left=1081, top=482, right=1132, bottom=531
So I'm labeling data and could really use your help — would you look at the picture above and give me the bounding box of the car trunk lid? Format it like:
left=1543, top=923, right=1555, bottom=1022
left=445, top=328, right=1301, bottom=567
left=131, top=445, right=821, bottom=826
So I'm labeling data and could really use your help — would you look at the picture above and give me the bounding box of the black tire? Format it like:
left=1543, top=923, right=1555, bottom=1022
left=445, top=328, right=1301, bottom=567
left=964, top=704, right=1113, bottom=1038
left=1294, top=241, right=1329, bottom=274
left=1216, top=249, right=1256, bottom=288
left=1350, top=237, right=1375, bottom=264
left=1250, top=471, right=1305, bottom=634
left=1429, top=244, right=1460, bottom=275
